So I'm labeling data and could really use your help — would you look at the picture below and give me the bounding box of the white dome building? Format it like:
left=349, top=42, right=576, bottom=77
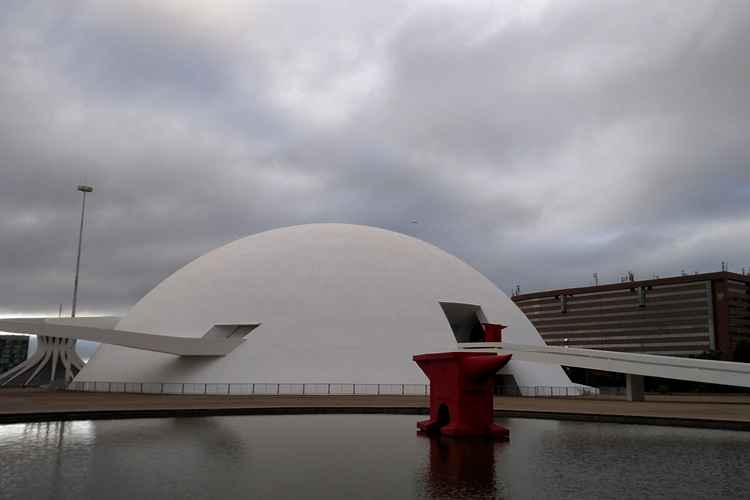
left=74, top=224, right=575, bottom=391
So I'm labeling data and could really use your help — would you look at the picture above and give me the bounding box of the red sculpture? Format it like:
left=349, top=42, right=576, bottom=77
left=414, top=351, right=512, bottom=440
left=481, top=323, right=506, bottom=342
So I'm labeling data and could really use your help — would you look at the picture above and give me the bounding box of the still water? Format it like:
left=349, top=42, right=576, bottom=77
left=1, top=415, right=749, bottom=499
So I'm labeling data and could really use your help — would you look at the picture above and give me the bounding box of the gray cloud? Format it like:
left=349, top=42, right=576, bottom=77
left=1, top=0, right=750, bottom=325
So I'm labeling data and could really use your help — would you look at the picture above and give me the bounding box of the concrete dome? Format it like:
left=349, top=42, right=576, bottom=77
left=75, top=224, right=572, bottom=387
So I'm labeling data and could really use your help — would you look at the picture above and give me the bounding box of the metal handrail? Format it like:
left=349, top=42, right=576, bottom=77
left=66, top=381, right=597, bottom=397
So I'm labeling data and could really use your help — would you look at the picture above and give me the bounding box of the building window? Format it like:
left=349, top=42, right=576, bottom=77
left=638, top=286, right=647, bottom=307
left=560, top=294, right=569, bottom=313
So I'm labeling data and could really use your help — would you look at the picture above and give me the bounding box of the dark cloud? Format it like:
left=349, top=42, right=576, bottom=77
left=1, top=0, right=750, bottom=327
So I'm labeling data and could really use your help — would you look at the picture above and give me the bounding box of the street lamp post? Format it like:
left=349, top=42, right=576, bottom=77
left=71, top=184, right=94, bottom=318
left=0, top=184, right=93, bottom=386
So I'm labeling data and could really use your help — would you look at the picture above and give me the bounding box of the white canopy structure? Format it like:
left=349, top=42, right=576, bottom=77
left=66, top=223, right=575, bottom=388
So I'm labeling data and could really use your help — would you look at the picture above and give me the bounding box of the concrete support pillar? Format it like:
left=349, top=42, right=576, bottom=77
left=625, top=374, right=645, bottom=401
left=0, top=336, right=84, bottom=387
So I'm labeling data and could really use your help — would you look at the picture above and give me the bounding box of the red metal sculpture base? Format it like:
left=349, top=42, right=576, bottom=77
left=414, top=351, right=512, bottom=440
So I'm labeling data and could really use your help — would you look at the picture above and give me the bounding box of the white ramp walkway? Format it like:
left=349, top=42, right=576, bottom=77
left=460, top=342, right=750, bottom=389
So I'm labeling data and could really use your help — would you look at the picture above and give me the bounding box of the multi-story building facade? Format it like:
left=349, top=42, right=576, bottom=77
left=512, top=272, right=750, bottom=361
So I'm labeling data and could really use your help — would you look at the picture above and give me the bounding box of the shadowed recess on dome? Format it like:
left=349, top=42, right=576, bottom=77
left=439, top=302, right=487, bottom=343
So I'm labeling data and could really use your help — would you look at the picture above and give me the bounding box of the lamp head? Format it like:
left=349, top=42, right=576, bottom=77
left=77, top=185, right=94, bottom=193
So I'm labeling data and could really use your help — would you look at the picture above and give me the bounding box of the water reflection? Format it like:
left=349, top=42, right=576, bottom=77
left=0, top=421, right=96, bottom=500
left=0, top=418, right=251, bottom=500
left=417, top=435, right=501, bottom=499
left=0, top=420, right=95, bottom=447
left=2, top=416, right=750, bottom=499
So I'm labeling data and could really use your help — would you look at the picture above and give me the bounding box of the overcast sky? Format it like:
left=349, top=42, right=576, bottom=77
left=2, top=0, right=750, bottom=320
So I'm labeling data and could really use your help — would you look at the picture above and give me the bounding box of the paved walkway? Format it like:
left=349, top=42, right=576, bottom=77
left=1, top=389, right=749, bottom=429
left=0, top=389, right=427, bottom=414
left=493, top=396, right=750, bottom=423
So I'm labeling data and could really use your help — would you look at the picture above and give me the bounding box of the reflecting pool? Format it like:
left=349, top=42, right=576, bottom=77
left=1, top=416, right=749, bottom=499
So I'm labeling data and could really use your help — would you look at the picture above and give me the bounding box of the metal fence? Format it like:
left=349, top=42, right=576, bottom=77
left=67, top=381, right=599, bottom=397
left=596, top=386, right=627, bottom=397
left=494, top=385, right=600, bottom=397
left=66, top=381, right=431, bottom=395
